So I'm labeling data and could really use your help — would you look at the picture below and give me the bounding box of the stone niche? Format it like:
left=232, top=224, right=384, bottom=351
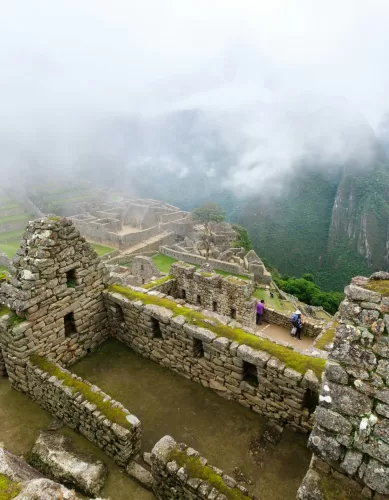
left=0, top=217, right=110, bottom=391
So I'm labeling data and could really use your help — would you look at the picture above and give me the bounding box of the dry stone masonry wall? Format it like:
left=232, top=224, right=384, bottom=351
left=170, top=262, right=256, bottom=328
left=0, top=217, right=109, bottom=391
left=26, top=358, right=141, bottom=466
left=299, top=273, right=389, bottom=498
left=151, top=435, right=255, bottom=500
left=105, top=286, right=322, bottom=432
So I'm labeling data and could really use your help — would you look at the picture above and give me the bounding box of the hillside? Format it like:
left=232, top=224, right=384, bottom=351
left=239, top=163, right=389, bottom=291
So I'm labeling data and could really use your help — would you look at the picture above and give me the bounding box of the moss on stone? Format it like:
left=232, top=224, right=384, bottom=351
left=199, top=272, right=214, bottom=277
left=46, top=215, right=61, bottom=221
left=142, top=275, right=173, bottom=289
left=30, top=355, right=133, bottom=430
left=8, top=314, right=25, bottom=326
left=0, top=474, right=21, bottom=500
left=320, top=474, right=362, bottom=500
left=364, top=279, right=389, bottom=297
left=315, top=321, right=338, bottom=350
left=168, top=449, right=250, bottom=500
left=109, top=284, right=326, bottom=378
left=0, top=273, right=7, bottom=281
left=0, top=306, right=10, bottom=317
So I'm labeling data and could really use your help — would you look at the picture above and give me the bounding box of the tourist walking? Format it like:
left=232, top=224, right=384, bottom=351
left=291, top=310, right=304, bottom=340
left=256, top=299, right=265, bottom=325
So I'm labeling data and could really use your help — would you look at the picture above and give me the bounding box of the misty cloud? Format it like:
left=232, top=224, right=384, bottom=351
left=1, top=0, right=389, bottom=194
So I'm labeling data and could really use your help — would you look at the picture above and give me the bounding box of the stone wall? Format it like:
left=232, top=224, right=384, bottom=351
left=0, top=217, right=109, bottom=392
left=170, top=262, right=256, bottom=328
left=151, top=435, right=255, bottom=500
left=160, top=246, right=251, bottom=276
left=105, top=286, right=322, bottom=432
left=0, top=249, right=10, bottom=268
left=26, top=359, right=141, bottom=466
left=299, top=274, right=389, bottom=498
left=263, top=308, right=323, bottom=338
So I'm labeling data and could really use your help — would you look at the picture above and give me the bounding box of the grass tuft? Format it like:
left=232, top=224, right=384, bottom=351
left=8, top=313, right=25, bottom=326
left=169, top=450, right=250, bottom=500
left=0, top=306, right=11, bottom=317
left=109, top=284, right=326, bottom=377
left=142, top=275, right=173, bottom=289
left=364, top=280, right=389, bottom=297
left=30, top=355, right=133, bottom=429
left=0, top=474, right=21, bottom=500
left=315, top=321, right=338, bottom=350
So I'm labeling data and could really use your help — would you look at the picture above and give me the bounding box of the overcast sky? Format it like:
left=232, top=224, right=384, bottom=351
left=1, top=1, right=389, bottom=192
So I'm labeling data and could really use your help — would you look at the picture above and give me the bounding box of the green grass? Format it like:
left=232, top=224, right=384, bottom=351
left=0, top=240, right=20, bottom=258
left=0, top=474, right=21, bottom=500
left=315, top=321, right=338, bottom=350
left=364, top=279, right=389, bottom=297
left=169, top=449, right=250, bottom=500
left=0, top=230, right=24, bottom=243
left=90, top=243, right=116, bottom=256
left=8, top=313, right=25, bottom=326
left=152, top=253, right=250, bottom=280
left=142, top=275, right=174, bottom=289
left=0, top=305, right=11, bottom=317
left=30, top=355, right=133, bottom=429
left=0, top=214, right=31, bottom=224
left=109, top=284, right=326, bottom=377
left=253, top=288, right=294, bottom=312
left=152, top=254, right=178, bottom=273
left=0, top=202, right=23, bottom=210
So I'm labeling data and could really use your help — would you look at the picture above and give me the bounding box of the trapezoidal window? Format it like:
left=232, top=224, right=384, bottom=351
left=243, top=361, right=258, bottom=387
left=196, top=295, right=201, bottom=305
left=230, top=307, right=237, bottom=319
left=212, top=301, right=218, bottom=312
left=66, top=268, right=77, bottom=288
left=193, top=338, right=204, bottom=357
left=182, top=289, right=186, bottom=300
left=114, top=304, right=125, bottom=323
left=151, top=318, right=162, bottom=338
left=303, top=389, right=319, bottom=413
left=64, top=312, right=76, bottom=337
left=141, top=264, right=144, bottom=271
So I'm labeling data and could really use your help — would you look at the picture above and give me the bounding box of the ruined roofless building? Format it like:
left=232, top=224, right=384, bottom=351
left=0, top=217, right=109, bottom=391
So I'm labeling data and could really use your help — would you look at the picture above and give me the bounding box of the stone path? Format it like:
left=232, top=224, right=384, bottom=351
left=255, top=322, right=314, bottom=351
left=122, top=231, right=172, bottom=255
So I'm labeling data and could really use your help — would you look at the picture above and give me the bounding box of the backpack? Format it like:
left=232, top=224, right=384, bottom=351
left=290, top=313, right=298, bottom=326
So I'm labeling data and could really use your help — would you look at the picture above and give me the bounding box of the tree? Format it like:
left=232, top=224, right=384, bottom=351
left=192, top=202, right=225, bottom=260
left=231, top=224, right=252, bottom=252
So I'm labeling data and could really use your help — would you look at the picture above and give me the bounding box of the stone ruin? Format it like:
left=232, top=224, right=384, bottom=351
left=2, top=216, right=389, bottom=499
left=106, top=255, right=162, bottom=287
left=298, top=273, right=389, bottom=498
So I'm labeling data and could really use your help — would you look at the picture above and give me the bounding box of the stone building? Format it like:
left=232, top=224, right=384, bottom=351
left=170, top=262, right=256, bottom=327
left=0, top=217, right=109, bottom=391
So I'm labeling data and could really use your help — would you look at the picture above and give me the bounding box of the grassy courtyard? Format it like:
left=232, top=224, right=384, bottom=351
left=90, top=243, right=116, bottom=256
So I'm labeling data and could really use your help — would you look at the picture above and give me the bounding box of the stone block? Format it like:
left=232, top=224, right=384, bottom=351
left=314, top=407, right=353, bottom=435
left=323, top=382, right=372, bottom=416
left=325, top=362, right=348, bottom=385
left=363, top=459, right=389, bottom=495
left=354, top=434, right=389, bottom=465
left=344, top=285, right=381, bottom=303
left=308, top=426, right=344, bottom=461
left=237, top=344, right=270, bottom=367
left=301, top=370, right=320, bottom=392
left=341, top=450, right=363, bottom=475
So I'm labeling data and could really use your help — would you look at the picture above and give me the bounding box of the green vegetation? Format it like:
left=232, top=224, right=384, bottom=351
left=0, top=214, right=31, bottom=224
left=142, top=275, right=173, bottom=289
left=0, top=230, right=23, bottom=258
left=109, top=284, right=326, bottom=377
left=0, top=474, right=21, bottom=500
left=8, top=314, right=25, bottom=326
left=0, top=272, right=7, bottom=281
left=253, top=288, right=293, bottom=313
left=315, top=321, right=338, bottom=350
left=152, top=254, right=178, bottom=273
left=0, top=306, right=10, bottom=317
left=0, top=202, right=23, bottom=210
left=364, top=279, right=389, bottom=297
left=169, top=449, right=250, bottom=500
left=192, top=202, right=225, bottom=259
left=89, top=243, right=115, bottom=256
left=231, top=223, right=252, bottom=252
left=30, top=355, right=133, bottom=429
left=275, top=275, right=342, bottom=315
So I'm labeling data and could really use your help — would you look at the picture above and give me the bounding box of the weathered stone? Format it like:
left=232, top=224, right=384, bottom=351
left=262, top=422, right=283, bottom=445
left=296, top=469, right=324, bottom=500
left=344, top=285, right=381, bottom=303
left=237, top=344, right=270, bottom=367
left=308, top=427, right=343, bottom=461
left=341, top=450, right=363, bottom=475
left=363, top=459, right=389, bottom=494
left=321, top=382, right=372, bottom=416
left=302, top=370, right=320, bottom=392
left=373, top=417, right=389, bottom=444
left=126, top=461, right=153, bottom=490
left=372, top=336, right=389, bottom=358
left=354, top=434, right=389, bottom=465
left=28, top=431, right=107, bottom=497
left=314, top=407, right=353, bottom=435
left=325, top=362, right=348, bottom=385
left=376, top=403, right=389, bottom=419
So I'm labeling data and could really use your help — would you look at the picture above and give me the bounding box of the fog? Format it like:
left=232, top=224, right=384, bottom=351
left=1, top=0, right=389, bottom=196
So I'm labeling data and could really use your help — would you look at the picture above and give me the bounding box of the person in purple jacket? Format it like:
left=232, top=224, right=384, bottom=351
left=256, top=299, right=265, bottom=325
